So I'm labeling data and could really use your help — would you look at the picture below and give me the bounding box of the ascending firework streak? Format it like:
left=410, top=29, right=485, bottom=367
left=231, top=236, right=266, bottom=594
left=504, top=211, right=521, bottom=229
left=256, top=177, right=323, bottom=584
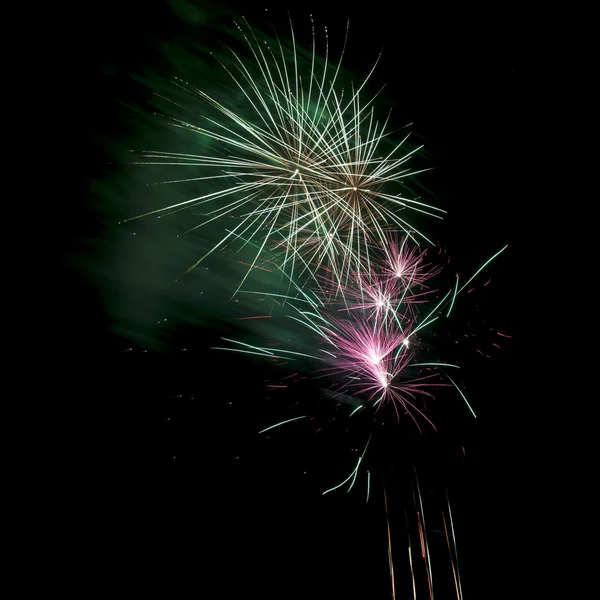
left=123, top=17, right=446, bottom=293
left=395, top=473, right=464, bottom=600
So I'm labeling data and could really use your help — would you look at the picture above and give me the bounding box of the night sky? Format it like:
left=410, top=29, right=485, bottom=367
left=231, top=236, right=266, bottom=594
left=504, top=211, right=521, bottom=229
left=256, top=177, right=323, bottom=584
left=66, top=1, right=530, bottom=597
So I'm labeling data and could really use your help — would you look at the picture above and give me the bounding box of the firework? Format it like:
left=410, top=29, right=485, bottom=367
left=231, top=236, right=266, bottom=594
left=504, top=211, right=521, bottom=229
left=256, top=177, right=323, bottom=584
left=213, top=233, right=505, bottom=436
left=127, top=14, right=509, bottom=599
left=215, top=231, right=506, bottom=437
left=124, top=18, right=445, bottom=292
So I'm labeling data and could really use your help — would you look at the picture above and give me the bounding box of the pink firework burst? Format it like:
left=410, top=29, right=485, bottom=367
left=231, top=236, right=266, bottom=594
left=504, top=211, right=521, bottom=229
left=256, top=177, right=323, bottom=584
left=308, top=235, right=442, bottom=330
left=319, top=316, right=443, bottom=431
left=381, top=235, right=442, bottom=298
left=327, top=270, right=406, bottom=323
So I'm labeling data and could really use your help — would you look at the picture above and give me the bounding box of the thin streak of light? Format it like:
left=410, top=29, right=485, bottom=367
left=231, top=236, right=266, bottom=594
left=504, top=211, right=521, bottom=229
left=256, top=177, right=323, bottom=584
left=233, top=315, right=273, bottom=320
left=446, top=375, right=477, bottom=418
left=458, top=244, right=508, bottom=294
left=447, top=274, right=459, bottom=317
left=383, top=483, right=396, bottom=600
left=258, top=415, right=307, bottom=434
left=323, top=432, right=372, bottom=495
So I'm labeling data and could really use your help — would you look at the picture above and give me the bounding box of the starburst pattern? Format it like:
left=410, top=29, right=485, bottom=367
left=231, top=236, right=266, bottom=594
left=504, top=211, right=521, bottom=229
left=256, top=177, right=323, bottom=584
left=125, top=18, right=445, bottom=293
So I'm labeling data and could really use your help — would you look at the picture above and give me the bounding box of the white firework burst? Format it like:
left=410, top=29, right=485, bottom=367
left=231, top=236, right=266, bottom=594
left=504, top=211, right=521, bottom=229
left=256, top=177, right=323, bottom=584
left=125, top=17, right=446, bottom=293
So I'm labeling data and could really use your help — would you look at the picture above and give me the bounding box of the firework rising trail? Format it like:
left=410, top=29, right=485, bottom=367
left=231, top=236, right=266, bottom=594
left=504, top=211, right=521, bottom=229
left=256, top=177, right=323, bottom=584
left=379, top=468, right=466, bottom=600
left=383, top=483, right=397, bottom=600
left=123, top=17, right=446, bottom=293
